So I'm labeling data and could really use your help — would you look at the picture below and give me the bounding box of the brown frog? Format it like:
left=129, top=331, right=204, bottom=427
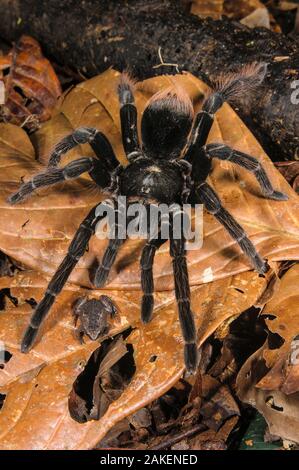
left=72, top=295, right=118, bottom=343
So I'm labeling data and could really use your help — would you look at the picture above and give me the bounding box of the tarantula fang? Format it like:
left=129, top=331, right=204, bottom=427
left=9, top=64, right=288, bottom=373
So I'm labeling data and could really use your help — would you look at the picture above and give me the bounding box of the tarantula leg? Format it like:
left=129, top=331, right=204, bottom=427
left=48, top=127, right=119, bottom=170
left=140, top=233, right=167, bottom=324
left=91, top=237, right=125, bottom=288
left=91, top=198, right=127, bottom=288
left=184, top=99, right=222, bottom=162
left=196, top=182, right=269, bottom=274
left=118, top=73, right=140, bottom=161
left=204, top=143, right=288, bottom=201
left=169, top=206, right=198, bottom=374
left=8, top=157, right=95, bottom=204
left=184, top=62, right=267, bottom=163
left=21, top=202, right=111, bottom=353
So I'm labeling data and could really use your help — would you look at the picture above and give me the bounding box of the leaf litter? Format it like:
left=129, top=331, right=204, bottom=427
left=0, top=65, right=298, bottom=449
left=0, top=35, right=61, bottom=131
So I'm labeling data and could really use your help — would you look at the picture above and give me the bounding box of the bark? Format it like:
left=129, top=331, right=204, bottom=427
left=1, top=0, right=298, bottom=160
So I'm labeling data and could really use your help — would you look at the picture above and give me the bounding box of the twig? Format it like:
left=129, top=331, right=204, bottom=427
left=153, top=47, right=180, bottom=73
left=148, top=422, right=207, bottom=450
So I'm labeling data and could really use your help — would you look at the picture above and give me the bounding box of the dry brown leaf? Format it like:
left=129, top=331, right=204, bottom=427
left=236, top=343, right=299, bottom=444
left=278, top=2, right=298, bottom=12
left=237, top=264, right=299, bottom=443
left=191, top=0, right=281, bottom=31
left=275, top=161, right=299, bottom=194
left=0, top=35, right=61, bottom=130
left=188, top=415, right=238, bottom=450
left=0, top=69, right=298, bottom=449
left=191, top=0, right=225, bottom=19
left=0, top=269, right=266, bottom=449
left=257, top=264, right=299, bottom=394
left=200, top=375, right=240, bottom=430
left=0, top=69, right=298, bottom=292
left=0, top=270, right=143, bottom=391
left=240, top=8, right=271, bottom=29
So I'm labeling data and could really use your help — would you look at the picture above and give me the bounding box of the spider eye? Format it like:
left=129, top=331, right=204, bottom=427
left=141, top=88, right=193, bottom=159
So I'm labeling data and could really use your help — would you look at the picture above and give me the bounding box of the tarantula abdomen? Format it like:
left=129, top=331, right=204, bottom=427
left=141, top=86, right=194, bottom=160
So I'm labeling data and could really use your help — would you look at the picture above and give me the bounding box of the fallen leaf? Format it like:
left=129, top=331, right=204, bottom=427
left=191, top=0, right=281, bottom=31
left=0, top=269, right=266, bottom=449
left=277, top=2, right=298, bottom=12
left=68, top=335, right=129, bottom=423
left=0, top=69, right=298, bottom=291
left=236, top=342, right=299, bottom=444
left=275, top=161, right=299, bottom=194
left=0, top=69, right=298, bottom=449
left=237, top=264, right=299, bottom=444
left=295, top=6, right=299, bottom=33
left=257, top=264, right=299, bottom=394
left=0, top=35, right=61, bottom=130
left=191, top=0, right=225, bottom=19
left=240, top=8, right=271, bottom=29
left=0, top=270, right=142, bottom=391
left=199, top=375, right=240, bottom=431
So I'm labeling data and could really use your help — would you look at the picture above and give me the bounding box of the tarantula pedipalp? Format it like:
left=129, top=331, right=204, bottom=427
left=9, top=64, right=287, bottom=373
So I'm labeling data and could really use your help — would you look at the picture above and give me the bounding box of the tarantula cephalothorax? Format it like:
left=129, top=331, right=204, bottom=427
left=9, top=64, right=287, bottom=373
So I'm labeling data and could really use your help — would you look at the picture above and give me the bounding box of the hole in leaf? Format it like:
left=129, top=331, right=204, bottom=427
left=13, top=85, right=30, bottom=105
left=233, top=287, right=244, bottom=294
left=0, top=251, right=14, bottom=277
left=0, top=393, right=6, bottom=411
left=25, top=297, right=37, bottom=308
left=263, top=314, right=276, bottom=321
left=149, top=355, right=157, bottom=363
left=0, top=288, right=18, bottom=310
left=268, top=332, right=285, bottom=350
left=226, top=307, right=267, bottom=366
left=266, top=395, right=283, bottom=412
left=0, top=350, right=12, bottom=369
left=69, top=330, right=136, bottom=423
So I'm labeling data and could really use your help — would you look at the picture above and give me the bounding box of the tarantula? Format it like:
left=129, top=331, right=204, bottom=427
left=9, top=63, right=287, bottom=373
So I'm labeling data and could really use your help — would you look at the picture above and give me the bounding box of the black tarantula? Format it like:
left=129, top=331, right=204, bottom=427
left=9, top=63, right=287, bottom=373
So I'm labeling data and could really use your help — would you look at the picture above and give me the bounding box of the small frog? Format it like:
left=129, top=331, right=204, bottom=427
left=72, top=295, right=118, bottom=343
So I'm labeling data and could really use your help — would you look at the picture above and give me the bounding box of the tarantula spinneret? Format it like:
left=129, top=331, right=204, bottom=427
left=9, top=64, right=288, bottom=373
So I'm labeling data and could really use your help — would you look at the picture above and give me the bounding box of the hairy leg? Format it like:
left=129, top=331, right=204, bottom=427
left=169, top=206, right=198, bottom=373
left=140, top=231, right=167, bottom=324
left=91, top=197, right=128, bottom=287
left=184, top=63, right=267, bottom=164
left=47, top=127, right=120, bottom=171
left=195, top=182, right=268, bottom=274
left=21, top=201, right=113, bottom=352
left=8, top=157, right=95, bottom=204
left=204, top=143, right=288, bottom=201
left=118, top=73, right=141, bottom=161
